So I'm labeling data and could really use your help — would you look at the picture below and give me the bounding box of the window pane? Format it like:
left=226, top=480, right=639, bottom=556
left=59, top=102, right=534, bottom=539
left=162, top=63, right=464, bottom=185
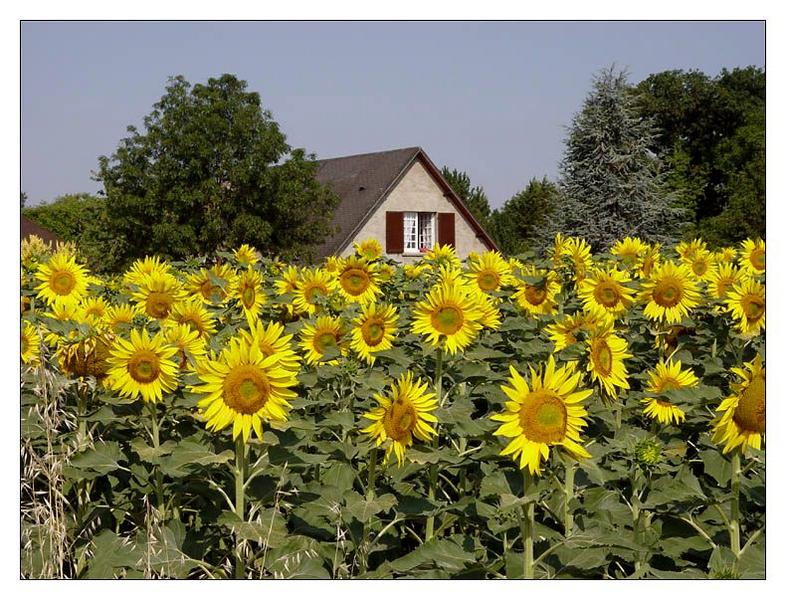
left=418, top=212, right=434, bottom=249
left=404, top=212, right=418, bottom=251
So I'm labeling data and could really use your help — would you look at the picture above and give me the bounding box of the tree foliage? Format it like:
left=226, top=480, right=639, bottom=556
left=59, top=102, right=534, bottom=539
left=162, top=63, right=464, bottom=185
left=634, top=67, right=765, bottom=245
left=491, top=177, right=562, bottom=255
left=553, top=68, right=685, bottom=251
left=441, top=167, right=494, bottom=234
left=95, top=74, right=340, bottom=270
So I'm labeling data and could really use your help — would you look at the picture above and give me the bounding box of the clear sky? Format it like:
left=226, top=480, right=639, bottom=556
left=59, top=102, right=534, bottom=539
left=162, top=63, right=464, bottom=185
left=21, top=20, right=764, bottom=209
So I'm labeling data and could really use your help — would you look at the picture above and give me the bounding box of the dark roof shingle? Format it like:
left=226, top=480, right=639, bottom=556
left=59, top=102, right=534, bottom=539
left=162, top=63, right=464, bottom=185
left=21, top=215, right=60, bottom=245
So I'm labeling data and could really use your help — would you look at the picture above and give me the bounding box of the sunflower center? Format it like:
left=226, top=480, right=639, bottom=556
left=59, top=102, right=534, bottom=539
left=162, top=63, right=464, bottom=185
left=21, top=335, right=29, bottom=354
left=652, top=277, right=683, bottom=308
left=383, top=398, right=416, bottom=441
left=146, top=291, right=174, bottom=319
left=518, top=391, right=567, bottom=443
left=314, top=331, right=338, bottom=354
left=431, top=305, right=464, bottom=335
left=361, top=318, right=386, bottom=346
left=200, top=280, right=221, bottom=302
left=594, top=282, right=620, bottom=307
left=50, top=270, right=76, bottom=296
left=340, top=268, right=370, bottom=296
left=692, top=259, right=708, bottom=276
left=223, top=364, right=271, bottom=415
left=716, top=278, right=734, bottom=298
left=258, top=341, right=275, bottom=357
left=741, top=294, right=765, bottom=322
left=304, top=283, right=327, bottom=304
left=524, top=285, right=548, bottom=306
left=241, top=284, right=256, bottom=309
left=750, top=248, right=765, bottom=271
left=733, top=374, right=765, bottom=433
left=477, top=270, right=500, bottom=292
left=128, top=349, right=161, bottom=384
left=592, top=339, right=613, bottom=376
left=655, top=376, right=681, bottom=405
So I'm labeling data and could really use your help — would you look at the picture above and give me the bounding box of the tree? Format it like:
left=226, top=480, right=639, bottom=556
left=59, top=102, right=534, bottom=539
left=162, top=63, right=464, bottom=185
left=440, top=167, right=493, bottom=234
left=491, top=177, right=562, bottom=255
left=634, top=67, right=765, bottom=245
left=20, top=191, right=27, bottom=208
left=95, top=74, right=340, bottom=270
left=553, top=67, right=685, bottom=251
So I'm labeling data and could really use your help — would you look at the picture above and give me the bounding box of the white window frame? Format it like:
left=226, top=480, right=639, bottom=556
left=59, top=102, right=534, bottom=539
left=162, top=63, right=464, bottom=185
left=403, top=212, right=436, bottom=254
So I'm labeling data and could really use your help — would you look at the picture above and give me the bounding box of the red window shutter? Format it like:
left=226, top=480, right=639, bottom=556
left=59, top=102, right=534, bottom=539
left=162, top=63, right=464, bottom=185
left=438, top=213, right=455, bottom=249
left=386, top=211, right=404, bottom=253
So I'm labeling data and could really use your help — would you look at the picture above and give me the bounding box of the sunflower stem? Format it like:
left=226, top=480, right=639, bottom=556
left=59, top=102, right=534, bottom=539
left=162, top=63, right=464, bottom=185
left=521, top=469, right=535, bottom=579
left=77, top=382, right=88, bottom=450
left=730, top=451, right=742, bottom=560
left=366, top=447, right=378, bottom=501
left=425, top=348, right=444, bottom=542
left=563, top=458, right=575, bottom=536
left=234, top=436, right=247, bottom=579
left=148, top=401, right=166, bottom=518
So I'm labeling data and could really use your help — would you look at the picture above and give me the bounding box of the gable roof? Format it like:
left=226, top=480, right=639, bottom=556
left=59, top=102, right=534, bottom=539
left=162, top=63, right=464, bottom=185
left=313, top=146, right=498, bottom=257
left=21, top=215, right=59, bottom=245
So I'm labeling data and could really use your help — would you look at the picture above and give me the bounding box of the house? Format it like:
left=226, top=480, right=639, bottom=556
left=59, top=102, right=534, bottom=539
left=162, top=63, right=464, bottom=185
left=313, top=147, right=497, bottom=261
left=21, top=215, right=60, bottom=246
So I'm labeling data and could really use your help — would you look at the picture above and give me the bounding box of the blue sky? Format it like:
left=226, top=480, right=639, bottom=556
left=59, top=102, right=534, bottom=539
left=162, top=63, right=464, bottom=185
left=21, top=21, right=764, bottom=208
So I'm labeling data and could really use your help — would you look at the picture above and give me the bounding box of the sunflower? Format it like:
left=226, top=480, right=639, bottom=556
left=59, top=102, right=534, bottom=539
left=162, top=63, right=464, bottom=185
left=80, top=296, right=110, bottom=325
left=240, top=320, right=300, bottom=371
left=739, top=238, right=765, bottom=276
left=611, top=236, right=646, bottom=270
left=34, top=252, right=91, bottom=306
left=336, top=256, right=381, bottom=305
left=712, top=355, right=765, bottom=453
left=186, top=264, right=236, bottom=305
left=562, top=237, right=594, bottom=283
left=106, top=328, right=179, bottom=403
left=163, top=323, right=207, bottom=371
left=585, top=326, right=632, bottom=399
left=638, top=260, right=701, bottom=324
left=423, top=243, right=462, bottom=270
left=21, top=321, right=41, bottom=365
left=466, top=250, right=513, bottom=293
left=353, top=238, right=383, bottom=262
left=411, top=281, right=483, bottom=355
left=274, top=265, right=300, bottom=296
left=21, top=234, right=51, bottom=270
left=233, top=244, right=259, bottom=267
left=189, top=336, right=298, bottom=442
left=716, top=247, right=738, bottom=263
left=512, top=267, right=561, bottom=316
left=361, top=371, right=438, bottom=466
left=491, top=356, right=592, bottom=476
left=59, top=332, right=115, bottom=381
left=106, top=303, right=143, bottom=333
left=167, top=297, right=217, bottom=339
left=403, top=263, right=429, bottom=280
left=324, top=256, right=342, bottom=274
left=41, top=299, right=86, bottom=346
left=725, top=278, right=765, bottom=336
left=578, top=266, right=635, bottom=319
left=299, top=315, right=348, bottom=365
left=544, top=311, right=611, bottom=352
left=548, top=233, right=569, bottom=266
left=123, top=256, right=172, bottom=288
left=293, top=268, right=337, bottom=315
left=350, top=303, right=399, bottom=365
left=637, top=243, right=661, bottom=279
left=707, top=262, right=744, bottom=300
left=641, top=360, right=699, bottom=425
left=232, top=268, right=266, bottom=325
left=683, top=247, right=717, bottom=282
left=472, top=289, right=502, bottom=330
left=676, top=238, right=707, bottom=261
left=131, top=272, right=186, bottom=320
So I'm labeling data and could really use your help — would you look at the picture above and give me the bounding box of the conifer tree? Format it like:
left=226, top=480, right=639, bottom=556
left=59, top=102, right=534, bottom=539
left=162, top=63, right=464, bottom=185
left=553, top=68, right=685, bottom=251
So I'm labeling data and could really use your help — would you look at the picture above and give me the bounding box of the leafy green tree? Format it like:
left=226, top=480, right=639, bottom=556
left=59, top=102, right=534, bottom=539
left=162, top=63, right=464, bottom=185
left=441, top=167, right=493, bottom=234
left=491, top=177, right=561, bottom=255
left=634, top=67, right=765, bottom=245
left=95, top=74, right=340, bottom=270
left=554, top=67, right=685, bottom=251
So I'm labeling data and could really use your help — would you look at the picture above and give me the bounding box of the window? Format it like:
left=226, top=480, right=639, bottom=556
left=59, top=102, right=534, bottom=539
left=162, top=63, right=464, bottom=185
left=403, top=212, right=435, bottom=252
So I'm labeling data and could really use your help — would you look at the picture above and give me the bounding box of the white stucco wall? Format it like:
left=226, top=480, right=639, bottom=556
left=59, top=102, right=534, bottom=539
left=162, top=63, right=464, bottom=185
left=339, top=159, right=490, bottom=262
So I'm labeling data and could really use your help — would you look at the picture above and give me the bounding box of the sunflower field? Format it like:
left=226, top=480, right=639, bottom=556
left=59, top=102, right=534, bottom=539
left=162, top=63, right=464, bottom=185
left=20, top=234, right=765, bottom=579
